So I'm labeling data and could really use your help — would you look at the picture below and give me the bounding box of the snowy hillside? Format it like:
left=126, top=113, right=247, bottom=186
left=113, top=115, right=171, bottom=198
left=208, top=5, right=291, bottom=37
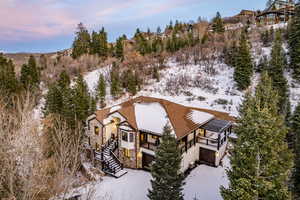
left=83, top=43, right=275, bottom=117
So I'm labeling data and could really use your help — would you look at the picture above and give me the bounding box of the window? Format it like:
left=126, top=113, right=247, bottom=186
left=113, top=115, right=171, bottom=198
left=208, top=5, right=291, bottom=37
left=94, top=126, right=99, bottom=135
left=122, top=131, right=128, bottom=141
left=129, top=133, right=134, bottom=142
left=151, top=135, right=158, bottom=139
left=124, top=148, right=130, bottom=158
left=198, top=128, right=205, bottom=137
left=122, top=131, right=134, bottom=143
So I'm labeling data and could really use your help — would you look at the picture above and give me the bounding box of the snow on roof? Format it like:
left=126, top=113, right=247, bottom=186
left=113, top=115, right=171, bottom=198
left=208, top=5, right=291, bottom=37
left=134, top=102, right=173, bottom=135
left=187, top=110, right=214, bottom=125
left=110, top=105, right=122, bottom=113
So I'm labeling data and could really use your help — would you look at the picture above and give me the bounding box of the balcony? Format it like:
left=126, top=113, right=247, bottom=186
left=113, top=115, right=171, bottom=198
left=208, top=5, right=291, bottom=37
left=197, top=136, right=220, bottom=149
left=140, top=142, right=158, bottom=151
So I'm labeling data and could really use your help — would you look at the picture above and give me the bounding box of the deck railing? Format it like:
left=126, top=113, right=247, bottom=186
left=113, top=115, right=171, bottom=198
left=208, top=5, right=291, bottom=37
left=197, top=136, right=220, bottom=150
left=140, top=142, right=158, bottom=151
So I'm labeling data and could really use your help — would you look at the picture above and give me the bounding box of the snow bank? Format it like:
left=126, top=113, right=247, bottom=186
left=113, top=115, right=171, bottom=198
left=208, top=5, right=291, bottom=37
left=91, top=156, right=230, bottom=200
left=187, top=110, right=214, bottom=125
left=134, top=102, right=171, bottom=135
left=84, top=66, right=111, bottom=93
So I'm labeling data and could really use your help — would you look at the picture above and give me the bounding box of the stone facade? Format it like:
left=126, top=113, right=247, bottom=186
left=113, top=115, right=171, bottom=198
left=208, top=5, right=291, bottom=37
left=87, top=116, right=103, bottom=151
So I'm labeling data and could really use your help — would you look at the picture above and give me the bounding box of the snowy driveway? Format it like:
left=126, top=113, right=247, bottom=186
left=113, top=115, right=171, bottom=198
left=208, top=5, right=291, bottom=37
left=93, top=156, right=229, bottom=200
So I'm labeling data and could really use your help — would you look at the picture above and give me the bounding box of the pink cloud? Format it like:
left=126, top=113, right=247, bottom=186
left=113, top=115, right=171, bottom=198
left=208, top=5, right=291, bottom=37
left=0, top=0, right=201, bottom=42
left=0, top=0, right=78, bottom=41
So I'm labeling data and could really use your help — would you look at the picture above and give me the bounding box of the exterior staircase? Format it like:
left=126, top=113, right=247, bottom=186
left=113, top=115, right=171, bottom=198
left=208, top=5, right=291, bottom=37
left=94, top=139, right=127, bottom=178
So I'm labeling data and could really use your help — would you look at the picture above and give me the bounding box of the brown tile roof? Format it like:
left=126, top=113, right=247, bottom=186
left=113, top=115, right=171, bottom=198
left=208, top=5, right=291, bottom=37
left=95, top=96, right=235, bottom=139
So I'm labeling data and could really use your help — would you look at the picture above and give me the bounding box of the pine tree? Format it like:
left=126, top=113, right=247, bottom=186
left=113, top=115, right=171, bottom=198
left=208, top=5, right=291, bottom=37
left=28, top=55, right=40, bottom=85
left=90, top=31, right=101, bottom=55
left=148, top=124, right=185, bottom=200
left=127, top=69, right=137, bottom=95
left=99, top=27, right=108, bottom=57
left=224, top=42, right=238, bottom=68
left=44, top=70, right=72, bottom=116
left=221, top=72, right=293, bottom=200
left=0, top=54, right=19, bottom=97
left=43, top=83, right=64, bottom=116
left=212, top=12, right=225, bottom=33
left=73, top=74, right=91, bottom=122
left=58, top=70, right=71, bottom=89
left=96, top=74, right=106, bottom=107
left=157, top=26, right=161, bottom=34
left=115, top=37, right=124, bottom=59
left=71, top=23, right=91, bottom=59
left=234, top=31, right=253, bottom=90
left=261, top=29, right=271, bottom=47
left=291, top=102, right=300, bottom=197
left=268, top=31, right=289, bottom=114
left=20, top=55, right=40, bottom=89
left=289, top=3, right=300, bottom=81
left=110, top=63, right=121, bottom=98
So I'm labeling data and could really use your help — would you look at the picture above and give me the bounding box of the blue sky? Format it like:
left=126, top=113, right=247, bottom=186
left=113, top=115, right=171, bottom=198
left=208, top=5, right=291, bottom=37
left=0, top=0, right=266, bottom=53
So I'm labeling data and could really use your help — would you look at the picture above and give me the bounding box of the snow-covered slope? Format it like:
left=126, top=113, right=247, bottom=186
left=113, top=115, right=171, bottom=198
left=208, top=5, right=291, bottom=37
left=73, top=156, right=230, bottom=200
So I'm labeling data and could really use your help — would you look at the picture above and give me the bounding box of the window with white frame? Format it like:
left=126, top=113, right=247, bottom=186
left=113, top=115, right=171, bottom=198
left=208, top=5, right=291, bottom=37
left=122, top=131, right=134, bottom=143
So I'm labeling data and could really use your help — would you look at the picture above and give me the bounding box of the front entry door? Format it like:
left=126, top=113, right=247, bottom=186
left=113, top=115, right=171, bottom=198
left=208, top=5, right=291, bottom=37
left=142, top=153, right=155, bottom=170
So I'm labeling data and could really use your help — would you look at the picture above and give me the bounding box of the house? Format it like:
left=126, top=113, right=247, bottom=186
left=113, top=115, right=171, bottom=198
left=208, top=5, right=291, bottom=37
left=85, top=96, right=234, bottom=178
left=256, top=0, right=296, bottom=24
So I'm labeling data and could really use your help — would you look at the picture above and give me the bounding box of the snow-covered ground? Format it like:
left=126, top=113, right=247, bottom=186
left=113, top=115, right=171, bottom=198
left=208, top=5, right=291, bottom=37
left=84, top=61, right=244, bottom=117
left=90, top=156, right=229, bottom=200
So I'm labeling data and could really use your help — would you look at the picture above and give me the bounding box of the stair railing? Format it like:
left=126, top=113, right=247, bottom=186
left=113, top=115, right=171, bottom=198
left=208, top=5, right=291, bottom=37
left=110, top=150, right=123, bottom=170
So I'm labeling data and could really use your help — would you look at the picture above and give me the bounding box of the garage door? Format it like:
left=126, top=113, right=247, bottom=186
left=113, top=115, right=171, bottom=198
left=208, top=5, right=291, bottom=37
left=199, top=148, right=216, bottom=166
left=142, top=153, right=155, bottom=170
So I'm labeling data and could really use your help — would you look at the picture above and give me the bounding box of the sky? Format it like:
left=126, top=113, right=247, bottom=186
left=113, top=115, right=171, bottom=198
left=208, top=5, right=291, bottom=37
left=0, top=0, right=266, bottom=53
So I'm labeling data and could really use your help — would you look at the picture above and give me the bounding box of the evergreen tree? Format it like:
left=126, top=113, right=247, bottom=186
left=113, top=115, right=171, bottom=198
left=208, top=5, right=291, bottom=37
left=61, top=86, right=76, bottom=128
left=234, top=31, right=253, bottom=90
left=212, top=12, right=225, bottom=33
left=44, top=71, right=70, bottom=117
left=90, top=31, right=101, bottom=55
left=96, top=74, right=106, bottom=107
left=58, top=70, right=71, bottom=89
left=268, top=31, right=289, bottom=114
left=71, top=23, right=91, bottom=59
left=73, top=74, right=92, bottom=122
left=221, top=73, right=293, bottom=200
left=43, top=83, right=64, bottom=116
left=110, top=63, right=121, bottom=98
left=223, top=42, right=238, bottom=68
left=127, top=69, right=137, bottom=95
left=291, top=102, right=300, bottom=197
left=261, top=29, right=272, bottom=47
left=0, top=54, right=19, bottom=97
left=148, top=124, right=185, bottom=200
left=115, top=37, right=124, bottom=59
left=289, top=4, right=300, bottom=81
left=99, top=27, right=108, bottom=57
left=257, top=56, right=269, bottom=72
left=20, top=55, right=40, bottom=89
left=134, top=28, right=141, bottom=39
left=157, top=26, right=161, bottom=34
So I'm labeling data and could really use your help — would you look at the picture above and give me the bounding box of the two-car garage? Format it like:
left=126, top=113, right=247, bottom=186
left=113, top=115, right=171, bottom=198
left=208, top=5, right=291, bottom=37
left=199, top=147, right=216, bottom=167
